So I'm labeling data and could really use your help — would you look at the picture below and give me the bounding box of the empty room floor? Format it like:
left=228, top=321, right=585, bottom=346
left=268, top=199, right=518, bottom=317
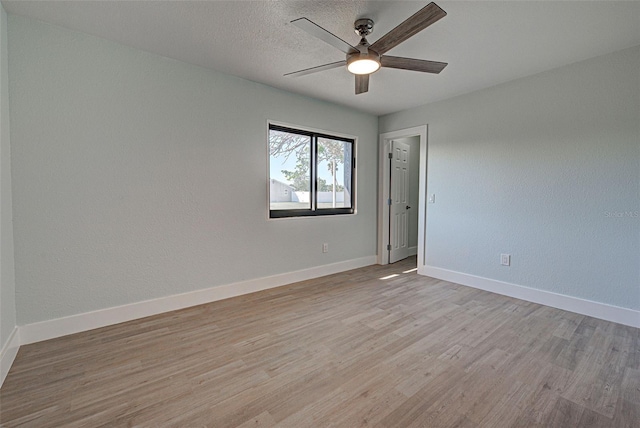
left=1, top=257, right=638, bottom=427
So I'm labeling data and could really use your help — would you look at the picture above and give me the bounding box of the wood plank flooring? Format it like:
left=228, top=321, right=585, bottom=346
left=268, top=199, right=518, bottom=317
left=1, top=257, right=639, bottom=427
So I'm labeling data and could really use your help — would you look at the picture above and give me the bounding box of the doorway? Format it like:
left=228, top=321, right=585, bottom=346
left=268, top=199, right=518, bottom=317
left=378, top=126, right=427, bottom=268
left=389, top=137, right=417, bottom=263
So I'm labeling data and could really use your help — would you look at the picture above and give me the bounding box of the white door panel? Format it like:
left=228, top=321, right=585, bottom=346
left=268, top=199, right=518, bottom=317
left=389, top=140, right=411, bottom=263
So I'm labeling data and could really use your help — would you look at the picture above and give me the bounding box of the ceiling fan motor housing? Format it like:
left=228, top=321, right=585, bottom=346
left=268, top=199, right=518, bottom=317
left=347, top=44, right=380, bottom=70
left=346, top=27, right=381, bottom=75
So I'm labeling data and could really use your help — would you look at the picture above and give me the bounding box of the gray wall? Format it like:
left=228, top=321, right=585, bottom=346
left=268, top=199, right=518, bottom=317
left=380, top=46, right=640, bottom=310
left=8, top=15, right=379, bottom=326
left=0, top=5, right=16, bottom=349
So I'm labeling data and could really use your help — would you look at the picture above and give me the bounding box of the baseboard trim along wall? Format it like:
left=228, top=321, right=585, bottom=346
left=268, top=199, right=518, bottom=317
left=19, top=256, right=377, bottom=346
left=421, top=265, right=640, bottom=328
left=0, top=327, right=20, bottom=388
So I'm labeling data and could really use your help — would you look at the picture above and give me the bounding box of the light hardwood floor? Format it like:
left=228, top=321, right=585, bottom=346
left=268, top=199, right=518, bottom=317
left=1, top=257, right=639, bottom=427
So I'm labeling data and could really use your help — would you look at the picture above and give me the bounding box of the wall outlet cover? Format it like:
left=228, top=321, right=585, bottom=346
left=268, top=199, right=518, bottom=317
left=501, top=254, right=511, bottom=266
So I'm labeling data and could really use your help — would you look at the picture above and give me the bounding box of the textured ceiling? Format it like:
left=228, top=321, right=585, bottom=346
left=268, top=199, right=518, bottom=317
left=3, top=1, right=640, bottom=116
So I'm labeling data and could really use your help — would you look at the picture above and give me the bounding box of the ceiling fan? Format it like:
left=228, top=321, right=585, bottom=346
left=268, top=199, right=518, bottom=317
left=285, top=2, right=448, bottom=95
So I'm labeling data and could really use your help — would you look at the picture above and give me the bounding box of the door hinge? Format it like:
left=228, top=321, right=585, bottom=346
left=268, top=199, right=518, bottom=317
left=387, top=244, right=392, bottom=251
left=387, top=198, right=392, bottom=206
left=388, top=152, right=393, bottom=159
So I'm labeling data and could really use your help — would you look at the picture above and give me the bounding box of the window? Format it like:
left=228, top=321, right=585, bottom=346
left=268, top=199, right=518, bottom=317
left=269, top=124, right=355, bottom=218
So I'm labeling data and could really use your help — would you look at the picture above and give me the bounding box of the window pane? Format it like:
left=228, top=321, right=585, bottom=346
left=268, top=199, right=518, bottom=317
left=269, top=129, right=311, bottom=211
left=317, top=137, right=352, bottom=209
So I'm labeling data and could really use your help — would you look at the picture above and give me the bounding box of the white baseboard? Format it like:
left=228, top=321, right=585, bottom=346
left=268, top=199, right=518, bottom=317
left=421, top=265, right=640, bottom=328
left=1, top=327, right=20, bottom=388
left=408, top=246, right=417, bottom=257
left=19, top=256, right=377, bottom=345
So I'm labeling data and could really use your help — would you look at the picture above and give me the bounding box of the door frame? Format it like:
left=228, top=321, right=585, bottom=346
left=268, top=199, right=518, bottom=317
left=377, top=125, right=428, bottom=266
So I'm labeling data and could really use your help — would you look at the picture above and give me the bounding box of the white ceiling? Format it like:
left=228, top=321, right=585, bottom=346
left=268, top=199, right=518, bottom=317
left=3, top=1, right=640, bottom=116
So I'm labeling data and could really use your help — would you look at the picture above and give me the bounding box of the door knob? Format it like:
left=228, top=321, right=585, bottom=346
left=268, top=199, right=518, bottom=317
left=406, top=206, right=411, bottom=210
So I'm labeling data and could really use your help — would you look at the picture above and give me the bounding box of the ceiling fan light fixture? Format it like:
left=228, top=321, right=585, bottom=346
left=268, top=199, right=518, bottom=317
left=287, top=2, right=448, bottom=94
left=347, top=54, right=380, bottom=75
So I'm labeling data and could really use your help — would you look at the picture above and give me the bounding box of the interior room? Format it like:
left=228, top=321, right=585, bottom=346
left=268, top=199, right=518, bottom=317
left=0, top=1, right=638, bottom=426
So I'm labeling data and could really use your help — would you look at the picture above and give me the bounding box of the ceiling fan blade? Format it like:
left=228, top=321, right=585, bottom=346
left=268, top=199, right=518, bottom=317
left=284, top=60, right=346, bottom=77
left=381, top=56, right=447, bottom=73
left=370, top=2, right=446, bottom=55
left=291, top=18, right=358, bottom=54
left=355, top=74, right=369, bottom=95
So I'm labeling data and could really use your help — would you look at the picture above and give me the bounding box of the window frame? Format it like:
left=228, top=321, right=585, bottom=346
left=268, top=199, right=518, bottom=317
left=268, top=123, right=356, bottom=219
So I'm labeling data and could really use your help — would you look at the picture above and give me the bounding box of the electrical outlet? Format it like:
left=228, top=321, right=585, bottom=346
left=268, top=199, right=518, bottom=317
left=322, top=243, right=329, bottom=253
left=500, top=254, right=511, bottom=266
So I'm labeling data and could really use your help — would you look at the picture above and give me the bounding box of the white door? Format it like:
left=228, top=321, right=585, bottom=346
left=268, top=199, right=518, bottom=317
left=389, top=140, right=411, bottom=263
